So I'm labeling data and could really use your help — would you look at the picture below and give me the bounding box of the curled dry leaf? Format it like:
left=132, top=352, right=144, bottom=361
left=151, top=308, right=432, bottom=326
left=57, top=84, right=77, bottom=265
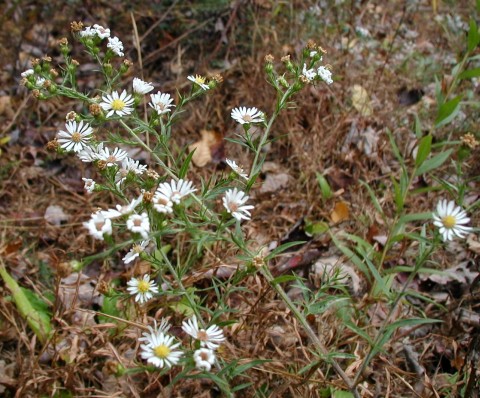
left=188, top=129, right=224, bottom=167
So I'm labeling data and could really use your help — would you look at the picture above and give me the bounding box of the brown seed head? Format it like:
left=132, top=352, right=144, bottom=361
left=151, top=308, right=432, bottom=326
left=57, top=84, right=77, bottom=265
left=70, top=21, right=84, bottom=32
left=32, top=89, right=41, bottom=98
left=97, top=160, right=107, bottom=170
left=281, top=55, right=290, bottom=63
left=265, top=54, right=274, bottom=63
left=306, top=39, right=317, bottom=49
left=58, top=37, right=68, bottom=46
left=89, top=103, right=102, bottom=116
left=462, top=133, right=479, bottom=149
left=143, top=191, right=154, bottom=203
left=31, top=58, right=40, bottom=67
left=66, top=111, right=77, bottom=121
left=49, top=68, right=59, bottom=77
left=46, top=138, right=59, bottom=151
left=212, top=74, right=223, bottom=84
left=42, top=56, right=52, bottom=63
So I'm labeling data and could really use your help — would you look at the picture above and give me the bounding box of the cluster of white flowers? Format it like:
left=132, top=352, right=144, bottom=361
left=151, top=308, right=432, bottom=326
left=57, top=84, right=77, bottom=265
left=138, top=316, right=226, bottom=372
left=302, top=63, right=333, bottom=84
left=80, top=24, right=111, bottom=39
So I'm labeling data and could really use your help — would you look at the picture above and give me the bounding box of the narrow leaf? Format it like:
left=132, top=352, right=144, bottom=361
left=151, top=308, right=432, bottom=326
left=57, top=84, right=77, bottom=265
left=415, top=149, right=453, bottom=176
left=435, top=96, right=461, bottom=128
left=459, top=67, right=480, bottom=80
left=415, top=135, right=432, bottom=167
left=467, top=18, right=480, bottom=53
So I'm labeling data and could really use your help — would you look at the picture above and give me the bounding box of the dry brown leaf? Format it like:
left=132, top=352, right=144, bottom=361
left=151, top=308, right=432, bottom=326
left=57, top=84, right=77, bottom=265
left=352, top=84, right=373, bottom=116
left=188, top=129, right=224, bottom=167
left=0, top=96, right=14, bottom=119
left=331, top=201, right=350, bottom=223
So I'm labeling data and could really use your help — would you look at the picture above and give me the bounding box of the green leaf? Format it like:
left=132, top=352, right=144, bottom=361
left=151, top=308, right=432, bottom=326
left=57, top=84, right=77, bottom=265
left=414, top=114, right=422, bottom=139
left=467, top=18, right=480, bottom=53
left=415, top=149, right=453, bottom=176
left=271, top=274, right=299, bottom=285
left=304, top=220, right=329, bottom=236
left=359, top=180, right=385, bottom=221
left=0, top=265, right=52, bottom=344
left=415, top=135, right=432, bottom=167
left=435, top=96, right=461, bottom=128
left=459, top=67, right=480, bottom=80
left=333, top=391, right=355, bottom=398
left=265, top=241, right=305, bottom=261
left=316, top=173, right=333, bottom=200
left=178, top=150, right=195, bottom=179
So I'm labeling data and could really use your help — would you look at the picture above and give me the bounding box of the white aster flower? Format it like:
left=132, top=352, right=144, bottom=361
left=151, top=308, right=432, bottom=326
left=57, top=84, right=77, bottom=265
left=231, top=106, right=264, bottom=125
left=21, top=69, right=34, bottom=78
left=115, top=157, right=147, bottom=186
left=93, top=24, right=110, bottom=39
left=97, top=146, right=129, bottom=166
left=83, top=212, right=112, bottom=240
left=126, top=212, right=150, bottom=239
left=127, top=274, right=158, bottom=304
left=433, top=199, right=472, bottom=241
left=57, top=120, right=93, bottom=153
left=222, top=188, right=254, bottom=221
left=156, top=179, right=196, bottom=205
left=139, top=331, right=183, bottom=369
left=225, top=158, right=249, bottom=180
left=82, top=178, right=96, bottom=194
left=133, top=77, right=154, bottom=94
left=153, top=192, right=174, bottom=214
left=77, top=144, right=103, bottom=163
left=309, top=50, right=318, bottom=57
left=101, top=195, right=143, bottom=219
left=123, top=240, right=150, bottom=264
left=193, top=348, right=216, bottom=372
left=36, top=77, right=46, bottom=86
left=139, top=319, right=171, bottom=341
left=107, top=36, right=124, bottom=56
left=79, top=26, right=97, bottom=38
left=182, top=315, right=225, bottom=350
left=187, top=74, right=209, bottom=90
left=149, top=92, right=175, bottom=114
left=317, top=66, right=333, bottom=85
left=100, top=90, right=134, bottom=118
left=302, top=63, right=317, bottom=81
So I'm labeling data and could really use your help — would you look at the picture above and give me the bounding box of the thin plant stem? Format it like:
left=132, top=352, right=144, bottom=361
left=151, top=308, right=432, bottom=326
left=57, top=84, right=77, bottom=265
left=260, top=264, right=360, bottom=398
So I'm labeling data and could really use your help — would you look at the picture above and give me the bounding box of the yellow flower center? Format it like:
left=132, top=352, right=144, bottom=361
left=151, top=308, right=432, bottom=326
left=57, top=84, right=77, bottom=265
left=194, top=75, right=206, bottom=84
left=71, top=132, right=82, bottom=143
left=442, top=215, right=457, bottom=229
left=111, top=99, right=125, bottom=111
left=153, top=344, right=171, bottom=359
left=137, top=280, right=151, bottom=293
left=133, top=244, right=143, bottom=254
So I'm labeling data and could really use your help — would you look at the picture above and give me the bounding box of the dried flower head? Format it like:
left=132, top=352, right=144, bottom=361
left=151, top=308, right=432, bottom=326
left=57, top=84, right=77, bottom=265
left=307, top=39, right=317, bottom=49
left=89, top=103, right=102, bottom=116
left=49, top=68, right=59, bottom=77
left=66, top=111, right=77, bottom=121
left=265, top=54, right=274, bottom=63
left=70, top=21, right=84, bottom=32
left=58, top=37, right=68, bottom=46
left=46, top=139, right=59, bottom=151
left=281, top=55, right=290, bottom=63
left=31, top=58, right=40, bottom=67
left=461, top=133, right=479, bottom=149
left=71, top=59, right=80, bottom=66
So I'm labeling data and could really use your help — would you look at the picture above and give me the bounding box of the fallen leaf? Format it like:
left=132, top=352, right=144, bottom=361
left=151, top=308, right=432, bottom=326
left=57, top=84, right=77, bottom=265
left=352, top=84, right=373, bottom=116
left=188, top=129, right=224, bottom=167
left=0, top=96, right=14, bottom=119
left=44, top=205, right=69, bottom=226
left=259, top=172, right=290, bottom=193
left=331, top=201, right=350, bottom=223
